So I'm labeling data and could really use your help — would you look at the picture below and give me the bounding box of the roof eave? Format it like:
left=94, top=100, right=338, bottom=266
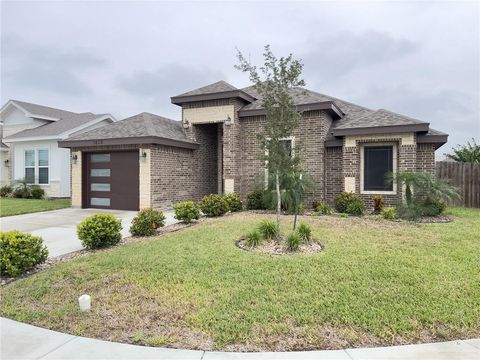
left=58, top=136, right=199, bottom=150
left=171, top=90, right=256, bottom=106
left=417, top=133, right=448, bottom=149
left=238, top=101, right=343, bottom=119
left=332, top=123, right=429, bottom=136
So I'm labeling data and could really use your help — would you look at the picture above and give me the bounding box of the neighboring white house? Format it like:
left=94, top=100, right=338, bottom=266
left=1, top=100, right=115, bottom=197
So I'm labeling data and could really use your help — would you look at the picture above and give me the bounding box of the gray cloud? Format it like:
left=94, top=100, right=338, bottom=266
left=2, top=35, right=106, bottom=96
left=117, top=64, right=224, bottom=101
left=302, top=31, right=419, bottom=82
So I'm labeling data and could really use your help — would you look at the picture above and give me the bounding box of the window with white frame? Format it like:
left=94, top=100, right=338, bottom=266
left=24, top=149, right=49, bottom=184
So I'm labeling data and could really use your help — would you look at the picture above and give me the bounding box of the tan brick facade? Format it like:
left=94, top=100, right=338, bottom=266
left=71, top=150, right=82, bottom=207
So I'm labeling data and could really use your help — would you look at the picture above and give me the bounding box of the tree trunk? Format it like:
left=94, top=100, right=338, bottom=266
left=276, top=171, right=281, bottom=240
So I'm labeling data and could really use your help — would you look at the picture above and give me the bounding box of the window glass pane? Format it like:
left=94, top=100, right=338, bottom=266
left=25, top=168, right=35, bottom=183
left=281, top=140, right=292, bottom=157
left=364, top=146, right=393, bottom=191
left=39, top=168, right=49, bottom=184
left=38, top=150, right=49, bottom=166
left=25, top=150, right=35, bottom=167
left=91, top=154, right=110, bottom=163
left=91, top=183, right=110, bottom=192
left=90, top=197, right=110, bottom=206
left=91, top=169, right=111, bottom=177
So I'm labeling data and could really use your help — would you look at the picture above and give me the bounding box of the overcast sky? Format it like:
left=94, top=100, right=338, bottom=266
left=1, top=1, right=479, bottom=157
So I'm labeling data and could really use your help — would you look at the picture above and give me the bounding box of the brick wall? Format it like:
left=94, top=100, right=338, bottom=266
left=416, top=143, right=436, bottom=175
left=150, top=145, right=196, bottom=208
left=238, top=110, right=333, bottom=206
left=342, top=134, right=417, bottom=208
left=324, top=147, right=343, bottom=205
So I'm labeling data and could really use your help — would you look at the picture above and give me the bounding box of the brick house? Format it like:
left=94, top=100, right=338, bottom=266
left=59, top=81, right=447, bottom=211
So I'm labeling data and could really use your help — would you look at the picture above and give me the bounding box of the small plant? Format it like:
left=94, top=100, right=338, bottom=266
left=297, top=223, right=312, bottom=243
left=395, top=204, right=422, bottom=221
left=199, top=194, right=229, bottom=217
left=373, top=196, right=384, bottom=214
left=421, top=198, right=446, bottom=216
left=258, top=220, right=277, bottom=240
left=77, top=213, right=122, bottom=249
left=30, top=185, right=45, bottom=199
left=382, top=207, right=397, bottom=220
left=345, top=198, right=366, bottom=216
left=314, top=203, right=333, bottom=215
left=173, top=201, right=200, bottom=224
left=335, top=192, right=363, bottom=214
left=246, top=230, right=261, bottom=247
left=12, top=186, right=31, bottom=199
left=130, top=208, right=166, bottom=237
left=0, top=184, right=13, bottom=197
left=223, top=193, right=243, bottom=212
left=0, top=230, right=48, bottom=277
left=246, top=189, right=266, bottom=210
left=286, top=231, right=301, bottom=251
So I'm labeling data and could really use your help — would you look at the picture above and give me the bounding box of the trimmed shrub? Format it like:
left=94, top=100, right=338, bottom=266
left=335, top=192, right=363, bottom=214
left=223, top=193, right=243, bottom=212
left=130, top=208, right=166, bottom=237
left=0, top=184, right=12, bottom=197
left=246, top=230, right=261, bottom=247
left=12, top=186, right=31, bottom=199
left=199, top=194, right=229, bottom=217
left=382, top=207, right=397, bottom=220
left=77, top=214, right=122, bottom=249
left=173, top=201, right=200, bottom=224
left=286, top=232, right=301, bottom=252
left=345, top=198, right=366, bottom=216
left=30, top=186, right=45, bottom=199
left=297, top=223, right=312, bottom=243
left=314, top=203, right=333, bottom=215
left=0, top=230, right=48, bottom=277
left=373, top=196, right=384, bottom=214
left=246, top=189, right=266, bottom=210
left=258, top=220, right=277, bottom=240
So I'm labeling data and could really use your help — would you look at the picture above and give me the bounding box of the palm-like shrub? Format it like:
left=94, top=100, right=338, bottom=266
left=286, top=232, right=301, bottom=251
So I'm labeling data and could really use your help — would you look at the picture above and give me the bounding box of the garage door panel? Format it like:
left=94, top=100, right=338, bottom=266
left=84, top=151, right=139, bottom=211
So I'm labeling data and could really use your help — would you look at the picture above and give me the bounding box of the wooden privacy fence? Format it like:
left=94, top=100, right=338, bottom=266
left=436, top=161, right=480, bottom=208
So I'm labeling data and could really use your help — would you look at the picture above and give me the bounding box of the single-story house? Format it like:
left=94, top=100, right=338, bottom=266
left=1, top=100, right=115, bottom=197
left=59, top=81, right=448, bottom=211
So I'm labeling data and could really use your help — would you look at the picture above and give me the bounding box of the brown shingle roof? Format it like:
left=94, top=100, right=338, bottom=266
left=174, top=81, right=238, bottom=97
left=66, top=112, right=194, bottom=144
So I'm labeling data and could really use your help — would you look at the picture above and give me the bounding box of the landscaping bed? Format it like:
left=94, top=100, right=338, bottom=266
left=1, top=208, right=479, bottom=351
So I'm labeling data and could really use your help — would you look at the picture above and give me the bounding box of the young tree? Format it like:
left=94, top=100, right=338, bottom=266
left=445, top=138, right=480, bottom=163
left=236, top=45, right=305, bottom=236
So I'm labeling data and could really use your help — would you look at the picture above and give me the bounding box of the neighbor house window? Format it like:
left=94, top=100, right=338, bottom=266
left=24, top=150, right=35, bottom=184
left=24, top=149, right=49, bottom=184
left=363, top=145, right=394, bottom=192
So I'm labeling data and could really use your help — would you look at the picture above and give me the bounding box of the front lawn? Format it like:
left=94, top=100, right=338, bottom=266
left=0, top=198, right=71, bottom=217
left=1, top=208, right=479, bottom=351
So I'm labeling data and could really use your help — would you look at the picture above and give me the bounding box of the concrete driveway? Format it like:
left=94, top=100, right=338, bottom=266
left=0, top=208, right=177, bottom=257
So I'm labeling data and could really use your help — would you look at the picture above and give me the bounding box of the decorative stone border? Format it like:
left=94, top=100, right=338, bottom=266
left=236, top=238, right=324, bottom=255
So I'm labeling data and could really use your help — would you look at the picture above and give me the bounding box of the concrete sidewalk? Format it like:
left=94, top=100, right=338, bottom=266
left=1, top=318, right=478, bottom=360
left=0, top=208, right=178, bottom=257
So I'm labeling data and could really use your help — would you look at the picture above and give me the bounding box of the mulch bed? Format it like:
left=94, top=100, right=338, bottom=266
left=236, top=238, right=323, bottom=255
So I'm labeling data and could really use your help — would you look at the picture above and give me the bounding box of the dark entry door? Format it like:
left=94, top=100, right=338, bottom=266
left=83, top=151, right=139, bottom=210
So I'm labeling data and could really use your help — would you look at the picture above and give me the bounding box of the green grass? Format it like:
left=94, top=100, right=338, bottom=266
left=0, top=198, right=71, bottom=217
left=1, top=208, right=479, bottom=351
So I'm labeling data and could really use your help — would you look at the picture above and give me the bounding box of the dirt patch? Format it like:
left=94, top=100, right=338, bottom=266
left=236, top=238, right=323, bottom=255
